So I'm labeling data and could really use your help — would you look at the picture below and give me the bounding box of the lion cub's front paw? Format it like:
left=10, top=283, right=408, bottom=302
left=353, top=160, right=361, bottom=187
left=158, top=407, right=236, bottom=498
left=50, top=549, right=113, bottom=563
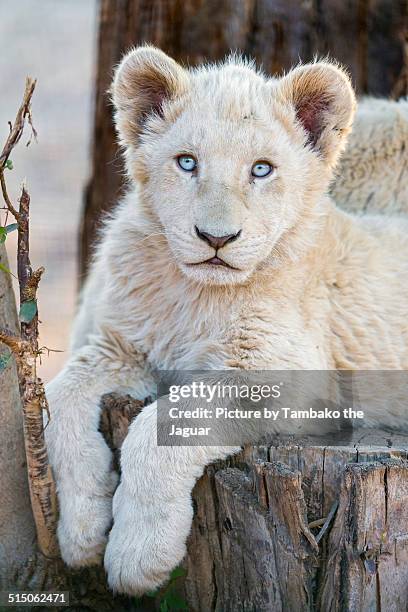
left=58, top=482, right=117, bottom=567
left=104, top=481, right=193, bottom=595
left=56, top=458, right=118, bottom=568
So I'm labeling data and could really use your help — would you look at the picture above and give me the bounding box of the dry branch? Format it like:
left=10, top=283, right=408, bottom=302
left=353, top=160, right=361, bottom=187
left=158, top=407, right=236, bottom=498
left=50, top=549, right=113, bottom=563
left=0, top=325, right=23, bottom=352
left=0, top=77, right=37, bottom=169
left=0, top=78, right=59, bottom=558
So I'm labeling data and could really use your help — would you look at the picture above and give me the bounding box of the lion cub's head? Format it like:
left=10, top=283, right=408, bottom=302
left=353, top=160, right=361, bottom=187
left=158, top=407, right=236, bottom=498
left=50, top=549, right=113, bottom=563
left=111, top=46, right=356, bottom=285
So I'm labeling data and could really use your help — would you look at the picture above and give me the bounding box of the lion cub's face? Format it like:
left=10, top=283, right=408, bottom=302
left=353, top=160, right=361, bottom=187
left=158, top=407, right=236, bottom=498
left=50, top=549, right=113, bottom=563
left=112, top=48, right=355, bottom=285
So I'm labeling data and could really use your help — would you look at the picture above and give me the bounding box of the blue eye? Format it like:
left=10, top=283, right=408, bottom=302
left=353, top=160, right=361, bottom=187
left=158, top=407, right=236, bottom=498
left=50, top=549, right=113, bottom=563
left=251, top=161, right=273, bottom=178
left=177, top=155, right=197, bottom=172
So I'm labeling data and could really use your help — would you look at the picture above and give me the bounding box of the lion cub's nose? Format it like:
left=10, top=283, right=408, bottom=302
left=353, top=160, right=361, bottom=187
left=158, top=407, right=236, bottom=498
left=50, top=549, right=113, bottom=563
left=195, top=226, right=241, bottom=249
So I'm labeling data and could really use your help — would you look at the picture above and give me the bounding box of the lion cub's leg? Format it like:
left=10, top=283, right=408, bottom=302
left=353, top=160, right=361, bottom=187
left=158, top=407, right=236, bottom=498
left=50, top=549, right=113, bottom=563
left=104, top=400, right=239, bottom=595
left=45, top=333, right=151, bottom=568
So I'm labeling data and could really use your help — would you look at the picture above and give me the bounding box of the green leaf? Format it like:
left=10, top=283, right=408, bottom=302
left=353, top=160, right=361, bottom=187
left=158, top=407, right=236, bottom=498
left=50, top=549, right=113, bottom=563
left=162, top=592, right=189, bottom=610
left=19, top=299, right=37, bottom=323
left=169, top=567, right=187, bottom=581
left=0, top=224, right=17, bottom=244
left=0, top=351, right=12, bottom=372
left=144, top=567, right=188, bottom=609
left=5, top=159, right=13, bottom=170
left=0, top=262, right=11, bottom=274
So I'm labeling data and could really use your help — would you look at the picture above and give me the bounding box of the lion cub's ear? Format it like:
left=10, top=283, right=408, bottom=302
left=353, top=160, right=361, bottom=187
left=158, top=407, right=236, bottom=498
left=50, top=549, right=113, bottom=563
left=111, top=46, right=189, bottom=147
left=276, top=62, right=356, bottom=168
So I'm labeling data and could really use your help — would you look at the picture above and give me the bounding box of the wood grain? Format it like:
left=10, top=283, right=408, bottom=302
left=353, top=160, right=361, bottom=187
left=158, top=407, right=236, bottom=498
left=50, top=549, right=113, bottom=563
left=99, top=395, right=408, bottom=611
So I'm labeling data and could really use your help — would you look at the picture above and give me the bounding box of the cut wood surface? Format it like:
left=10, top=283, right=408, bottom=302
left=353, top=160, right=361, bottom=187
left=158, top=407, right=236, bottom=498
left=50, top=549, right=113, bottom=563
left=100, top=395, right=408, bottom=612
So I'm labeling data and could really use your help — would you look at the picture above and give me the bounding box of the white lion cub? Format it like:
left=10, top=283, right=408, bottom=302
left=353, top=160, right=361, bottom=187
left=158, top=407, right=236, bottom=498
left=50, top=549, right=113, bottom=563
left=45, top=47, right=408, bottom=594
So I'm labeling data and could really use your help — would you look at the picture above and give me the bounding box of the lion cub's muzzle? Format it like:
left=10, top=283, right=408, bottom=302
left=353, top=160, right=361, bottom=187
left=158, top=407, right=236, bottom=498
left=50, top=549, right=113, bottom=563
left=194, top=226, right=242, bottom=249
left=193, top=226, right=242, bottom=269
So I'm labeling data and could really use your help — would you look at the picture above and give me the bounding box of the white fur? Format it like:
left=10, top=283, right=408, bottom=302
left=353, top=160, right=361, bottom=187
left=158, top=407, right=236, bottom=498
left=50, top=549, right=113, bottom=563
left=333, top=97, right=408, bottom=214
left=45, top=48, right=408, bottom=595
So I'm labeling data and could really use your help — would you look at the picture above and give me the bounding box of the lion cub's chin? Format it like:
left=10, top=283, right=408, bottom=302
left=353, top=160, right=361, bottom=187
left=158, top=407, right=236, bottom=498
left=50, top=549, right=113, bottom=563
left=178, top=261, right=254, bottom=286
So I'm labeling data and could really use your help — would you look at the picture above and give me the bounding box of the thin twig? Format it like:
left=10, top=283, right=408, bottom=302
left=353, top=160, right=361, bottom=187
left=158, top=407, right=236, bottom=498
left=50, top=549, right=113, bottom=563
left=17, top=186, right=32, bottom=301
left=0, top=326, right=23, bottom=352
left=0, top=77, right=36, bottom=225
left=308, top=516, right=327, bottom=529
left=315, top=500, right=339, bottom=545
left=0, top=172, right=19, bottom=220
left=0, top=77, right=37, bottom=169
left=0, top=78, right=59, bottom=558
left=22, top=266, right=44, bottom=301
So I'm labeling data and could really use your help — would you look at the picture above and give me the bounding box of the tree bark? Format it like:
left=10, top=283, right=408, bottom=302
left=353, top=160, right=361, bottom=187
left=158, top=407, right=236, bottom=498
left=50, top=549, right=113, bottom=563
left=80, top=0, right=408, bottom=274
left=99, top=397, right=408, bottom=612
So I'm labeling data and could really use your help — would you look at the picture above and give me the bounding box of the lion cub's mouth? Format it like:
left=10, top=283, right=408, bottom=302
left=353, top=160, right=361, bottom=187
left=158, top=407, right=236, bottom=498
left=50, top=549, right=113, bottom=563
left=189, top=256, right=239, bottom=270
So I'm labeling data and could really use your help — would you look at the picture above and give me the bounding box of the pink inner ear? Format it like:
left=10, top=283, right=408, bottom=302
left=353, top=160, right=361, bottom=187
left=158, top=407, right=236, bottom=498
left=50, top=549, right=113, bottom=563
left=296, top=93, right=330, bottom=148
left=146, top=85, right=166, bottom=117
left=140, top=75, right=170, bottom=121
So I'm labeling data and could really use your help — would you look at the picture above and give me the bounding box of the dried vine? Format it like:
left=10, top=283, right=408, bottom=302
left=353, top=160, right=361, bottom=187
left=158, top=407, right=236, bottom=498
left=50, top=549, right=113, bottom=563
left=0, top=78, right=59, bottom=558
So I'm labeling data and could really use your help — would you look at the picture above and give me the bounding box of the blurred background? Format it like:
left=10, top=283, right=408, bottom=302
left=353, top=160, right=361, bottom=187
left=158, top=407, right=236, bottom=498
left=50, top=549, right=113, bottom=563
left=0, top=0, right=97, bottom=379
left=1, top=0, right=407, bottom=381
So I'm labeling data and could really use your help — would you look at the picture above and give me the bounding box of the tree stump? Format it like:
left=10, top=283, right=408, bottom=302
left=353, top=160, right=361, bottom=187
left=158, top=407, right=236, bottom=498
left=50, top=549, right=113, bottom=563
left=100, top=396, right=408, bottom=612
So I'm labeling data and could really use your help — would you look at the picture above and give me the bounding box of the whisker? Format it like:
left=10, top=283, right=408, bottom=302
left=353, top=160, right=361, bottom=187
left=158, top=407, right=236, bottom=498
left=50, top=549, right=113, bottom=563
left=134, top=231, right=168, bottom=245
